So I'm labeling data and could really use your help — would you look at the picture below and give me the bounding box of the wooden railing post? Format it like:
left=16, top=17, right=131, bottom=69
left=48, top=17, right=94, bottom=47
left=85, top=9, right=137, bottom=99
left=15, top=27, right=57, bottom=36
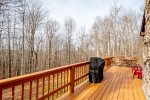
left=0, top=88, right=2, bottom=100
left=70, top=66, right=75, bottom=93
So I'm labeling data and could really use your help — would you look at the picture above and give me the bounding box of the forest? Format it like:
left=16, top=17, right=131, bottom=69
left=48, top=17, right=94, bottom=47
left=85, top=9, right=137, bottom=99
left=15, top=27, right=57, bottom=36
left=0, top=0, right=143, bottom=79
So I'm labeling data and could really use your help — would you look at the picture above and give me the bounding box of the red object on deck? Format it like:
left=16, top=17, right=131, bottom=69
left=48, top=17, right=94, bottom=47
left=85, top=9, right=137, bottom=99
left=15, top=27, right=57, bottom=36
left=131, top=66, right=138, bottom=73
left=133, top=67, right=142, bottom=79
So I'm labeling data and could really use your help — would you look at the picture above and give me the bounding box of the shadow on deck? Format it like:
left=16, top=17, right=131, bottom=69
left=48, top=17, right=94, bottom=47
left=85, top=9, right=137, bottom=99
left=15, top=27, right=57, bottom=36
left=60, top=66, right=146, bottom=100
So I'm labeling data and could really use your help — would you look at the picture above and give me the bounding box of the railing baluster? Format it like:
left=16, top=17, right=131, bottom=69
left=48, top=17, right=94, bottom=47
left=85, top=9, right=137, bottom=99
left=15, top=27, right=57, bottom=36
left=77, top=67, right=79, bottom=85
left=29, top=81, right=32, bottom=100
left=60, top=72, right=62, bottom=96
left=53, top=74, right=54, bottom=90
left=64, top=71, right=65, bottom=92
left=69, top=69, right=70, bottom=83
left=52, top=74, right=54, bottom=99
left=70, top=66, right=75, bottom=93
left=11, top=87, right=14, bottom=100
left=21, top=84, right=24, bottom=100
left=84, top=65, right=86, bottom=80
left=79, top=66, right=81, bottom=83
left=48, top=75, right=50, bottom=100
left=81, top=66, right=82, bottom=82
left=42, top=77, right=45, bottom=96
left=78, top=66, right=80, bottom=84
left=74, top=68, right=76, bottom=86
left=67, top=70, right=68, bottom=91
left=58, top=73, right=60, bottom=96
left=85, top=65, right=88, bottom=80
left=78, top=67, right=80, bottom=84
left=63, top=71, right=65, bottom=92
left=82, top=65, right=83, bottom=82
left=61, top=72, right=62, bottom=87
left=80, top=66, right=82, bottom=82
left=36, top=79, right=39, bottom=99
left=76, top=67, right=78, bottom=85
left=57, top=73, right=58, bottom=97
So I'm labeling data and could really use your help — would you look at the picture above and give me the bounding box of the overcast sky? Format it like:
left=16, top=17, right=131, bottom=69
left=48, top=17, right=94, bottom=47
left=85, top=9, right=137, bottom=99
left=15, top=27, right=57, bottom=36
left=42, top=0, right=144, bottom=30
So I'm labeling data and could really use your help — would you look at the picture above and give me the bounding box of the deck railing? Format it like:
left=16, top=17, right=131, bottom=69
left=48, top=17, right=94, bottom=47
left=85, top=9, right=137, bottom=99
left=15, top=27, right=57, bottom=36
left=0, top=57, right=113, bottom=100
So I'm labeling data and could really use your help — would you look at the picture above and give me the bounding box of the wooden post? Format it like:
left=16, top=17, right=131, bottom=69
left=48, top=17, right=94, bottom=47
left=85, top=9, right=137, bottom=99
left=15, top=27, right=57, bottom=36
left=70, top=66, right=75, bottom=93
left=12, top=87, right=14, bottom=100
left=0, top=88, right=2, bottom=100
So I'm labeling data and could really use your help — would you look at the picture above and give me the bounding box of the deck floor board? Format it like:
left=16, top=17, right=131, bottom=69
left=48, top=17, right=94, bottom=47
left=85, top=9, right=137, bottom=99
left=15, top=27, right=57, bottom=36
left=59, top=66, right=146, bottom=100
left=95, top=67, right=121, bottom=100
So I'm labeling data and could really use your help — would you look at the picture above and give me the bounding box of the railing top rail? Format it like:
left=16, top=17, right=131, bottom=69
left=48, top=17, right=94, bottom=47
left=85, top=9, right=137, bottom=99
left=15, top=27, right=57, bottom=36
left=0, top=61, right=90, bottom=87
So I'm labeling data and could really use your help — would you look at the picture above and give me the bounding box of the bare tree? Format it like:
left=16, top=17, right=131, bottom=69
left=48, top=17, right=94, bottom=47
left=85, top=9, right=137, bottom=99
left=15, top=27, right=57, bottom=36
left=64, top=17, right=76, bottom=64
left=45, top=19, right=60, bottom=68
left=25, top=0, right=44, bottom=73
left=91, top=17, right=102, bottom=57
left=16, top=0, right=27, bottom=75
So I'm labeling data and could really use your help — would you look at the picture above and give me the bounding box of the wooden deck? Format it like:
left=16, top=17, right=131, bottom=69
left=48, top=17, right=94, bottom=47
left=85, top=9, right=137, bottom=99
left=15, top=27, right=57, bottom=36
left=60, top=66, right=146, bottom=100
